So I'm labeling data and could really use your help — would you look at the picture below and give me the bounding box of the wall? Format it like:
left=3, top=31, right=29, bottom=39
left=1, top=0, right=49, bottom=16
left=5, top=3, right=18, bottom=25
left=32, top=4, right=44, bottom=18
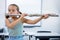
left=40, top=0, right=60, bottom=33
left=57, top=0, right=60, bottom=34
left=0, top=0, right=5, bottom=29
left=41, top=0, right=60, bottom=40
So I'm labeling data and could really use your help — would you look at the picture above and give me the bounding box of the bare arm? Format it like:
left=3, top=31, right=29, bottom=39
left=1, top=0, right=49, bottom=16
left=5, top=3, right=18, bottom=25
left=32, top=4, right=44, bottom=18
left=23, top=17, right=42, bottom=24
left=5, top=14, right=27, bottom=29
left=5, top=18, right=21, bottom=29
left=23, top=14, right=49, bottom=24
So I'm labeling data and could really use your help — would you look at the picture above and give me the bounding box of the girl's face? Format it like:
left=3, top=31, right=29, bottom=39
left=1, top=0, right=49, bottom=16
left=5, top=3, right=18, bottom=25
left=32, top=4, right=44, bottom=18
left=8, top=6, right=18, bottom=14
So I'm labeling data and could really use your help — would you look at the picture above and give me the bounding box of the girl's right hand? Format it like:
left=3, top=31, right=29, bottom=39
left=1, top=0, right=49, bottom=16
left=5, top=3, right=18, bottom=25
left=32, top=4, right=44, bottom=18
left=18, top=13, right=28, bottom=21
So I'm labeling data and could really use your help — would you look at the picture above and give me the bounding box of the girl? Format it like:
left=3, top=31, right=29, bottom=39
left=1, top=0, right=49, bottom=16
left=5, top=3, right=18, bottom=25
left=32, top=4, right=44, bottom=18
left=5, top=4, right=49, bottom=40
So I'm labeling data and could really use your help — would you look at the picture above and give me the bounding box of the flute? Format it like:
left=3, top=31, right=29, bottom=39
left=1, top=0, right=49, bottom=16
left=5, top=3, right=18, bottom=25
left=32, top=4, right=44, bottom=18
left=5, top=14, right=59, bottom=17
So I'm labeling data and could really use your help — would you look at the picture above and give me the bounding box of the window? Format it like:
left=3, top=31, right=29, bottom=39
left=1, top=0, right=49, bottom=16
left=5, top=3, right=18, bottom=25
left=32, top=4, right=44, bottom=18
left=0, top=0, right=5, bottom=28
left=6, top=0, right=42, bottom=27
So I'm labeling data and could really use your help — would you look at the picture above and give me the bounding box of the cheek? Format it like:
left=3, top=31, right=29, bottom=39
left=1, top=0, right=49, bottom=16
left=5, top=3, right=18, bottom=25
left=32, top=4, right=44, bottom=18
left=8, top=12, right=11, bottom=14
left=13, top=11, right=18, bottom=14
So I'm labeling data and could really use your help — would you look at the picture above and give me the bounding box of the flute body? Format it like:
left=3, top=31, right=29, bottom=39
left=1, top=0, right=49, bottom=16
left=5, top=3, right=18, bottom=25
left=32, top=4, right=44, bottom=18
left=5, top=14, right=59, bottom=17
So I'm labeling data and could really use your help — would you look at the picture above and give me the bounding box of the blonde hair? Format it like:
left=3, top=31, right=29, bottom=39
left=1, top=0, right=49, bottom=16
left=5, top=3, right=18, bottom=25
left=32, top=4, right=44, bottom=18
left=9, top=4, right=22, bottom=14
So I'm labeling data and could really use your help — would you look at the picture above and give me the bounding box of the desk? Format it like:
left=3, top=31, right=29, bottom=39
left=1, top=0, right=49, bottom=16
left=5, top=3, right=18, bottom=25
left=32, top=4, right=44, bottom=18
left=0, top=33, right=9, bottom=40
left=35, top=33, right=60, bottom=40
left=24, top=31, right=60, bottom=40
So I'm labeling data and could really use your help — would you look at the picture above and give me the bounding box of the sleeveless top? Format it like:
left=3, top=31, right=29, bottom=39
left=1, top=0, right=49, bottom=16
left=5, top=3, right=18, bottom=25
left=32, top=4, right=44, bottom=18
left=7, top=17, right=23, bottom=36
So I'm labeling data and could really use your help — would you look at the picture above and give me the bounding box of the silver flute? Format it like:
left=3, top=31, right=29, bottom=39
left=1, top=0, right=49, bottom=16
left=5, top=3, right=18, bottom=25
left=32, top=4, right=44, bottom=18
left=5, top=14, right=59, bottom=17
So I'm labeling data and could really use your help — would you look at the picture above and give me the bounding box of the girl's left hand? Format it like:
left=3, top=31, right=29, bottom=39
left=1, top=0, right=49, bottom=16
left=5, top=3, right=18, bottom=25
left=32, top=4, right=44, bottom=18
left=42, top=14, right=49, bottom=19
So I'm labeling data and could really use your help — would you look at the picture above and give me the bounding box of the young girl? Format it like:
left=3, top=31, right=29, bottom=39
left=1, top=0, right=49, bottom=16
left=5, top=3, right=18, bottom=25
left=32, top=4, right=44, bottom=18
left=5, top=4, right=49, bottom=40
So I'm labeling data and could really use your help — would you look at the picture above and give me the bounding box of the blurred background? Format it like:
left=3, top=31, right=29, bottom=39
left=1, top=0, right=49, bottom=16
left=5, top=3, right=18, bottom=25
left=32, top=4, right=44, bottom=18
left=0, top=0, right=60, bottom=40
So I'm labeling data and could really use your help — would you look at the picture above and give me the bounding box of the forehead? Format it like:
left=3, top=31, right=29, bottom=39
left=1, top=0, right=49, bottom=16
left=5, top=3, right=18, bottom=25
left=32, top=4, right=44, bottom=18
left=8, top=5, right=17, bottom=10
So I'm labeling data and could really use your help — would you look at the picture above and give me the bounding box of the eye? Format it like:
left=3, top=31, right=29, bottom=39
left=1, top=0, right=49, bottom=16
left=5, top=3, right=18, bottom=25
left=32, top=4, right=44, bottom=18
left=8, top=9, right=11, bottom=12
left=12, top=10, right=15, bottom=12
